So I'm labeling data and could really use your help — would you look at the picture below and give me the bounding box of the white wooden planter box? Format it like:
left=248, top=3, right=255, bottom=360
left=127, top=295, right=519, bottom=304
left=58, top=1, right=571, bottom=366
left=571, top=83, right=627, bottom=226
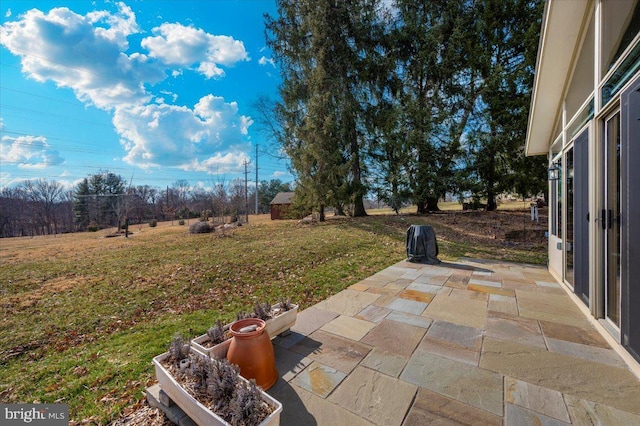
left=153, top=351, right=282, bottom=426
left=265, top=303, right=298, bottom=338
left=191, top=334, right=231, bottom=359
left=191, top=303, right=298, bottom=358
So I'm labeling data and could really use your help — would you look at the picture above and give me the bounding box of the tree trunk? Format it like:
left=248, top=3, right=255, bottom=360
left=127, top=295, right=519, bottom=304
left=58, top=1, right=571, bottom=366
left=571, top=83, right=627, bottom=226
left=319, top=203, right=325, bottom=222
left=486, top=192, right=498, bottom=211
left=352, top=197, right=367, bottom=217
left=426, top=196, right=440, bottom=212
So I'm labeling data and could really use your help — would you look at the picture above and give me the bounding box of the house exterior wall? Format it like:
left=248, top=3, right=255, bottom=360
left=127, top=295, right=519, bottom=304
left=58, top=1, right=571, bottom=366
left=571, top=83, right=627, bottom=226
left=527, top=0, right=640, bottom=372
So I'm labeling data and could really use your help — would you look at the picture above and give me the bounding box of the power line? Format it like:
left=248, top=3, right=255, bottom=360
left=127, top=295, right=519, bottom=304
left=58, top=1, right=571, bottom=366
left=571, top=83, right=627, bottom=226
left=255, top=144, right=259, bottom=213
left=243, top=159, right=249, bottom=223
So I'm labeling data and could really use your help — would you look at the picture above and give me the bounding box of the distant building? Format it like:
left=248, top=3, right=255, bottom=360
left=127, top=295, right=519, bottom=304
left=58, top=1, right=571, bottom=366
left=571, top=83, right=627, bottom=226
left=270, top=192, right=295, bottom=220
left=526, top=0, right=640, bottom=369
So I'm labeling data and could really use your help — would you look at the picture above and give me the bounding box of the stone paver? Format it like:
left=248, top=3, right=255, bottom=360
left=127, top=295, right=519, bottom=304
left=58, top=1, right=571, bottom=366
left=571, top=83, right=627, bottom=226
left=385, top=310, right=432, bottom=329
left=360, top=348, right=408, bottom=377
left=401, top=349, right=504, bottom=416
left=423, top=290, right=488, bottom=329
left=385, top=297, right=428, bottom=315
left=564, top=395, right=640, bottom=425
left=468, top=283, right=515, bottom=297
left=289, top=330, right=371, bottom=374
left=485, top=311, right=546, bottom=349
left=355, top=304, right=391, bottom=323
left=488, top=293, right=519, bottom=315
left=397, top=289, right=434, bottom=303
left=269, top=382, right=375, bottom=425
left=539, top=320, right=610, bottom=348
left=418, top=320, right=483, bottom=365
left=360, top=319, right=426, bottom=357
left=545, top=337, right=628, bottom=368
left=329, top=366, right=417, bottom=426
left=406, top=282, right=449, bottom=294
left=291, top=362, right=347, bottom=398
left=315, top=289, right=380, bottom=316
left=516, top=289, right=591, bottom=328
left=403, top=387, right=502, bottom=425
left=505, top=404, right=571, bottom=426
left=505, top=377, right=571, bottom=422
left=291, top=306, right=339, bottom=336
left=480, top=337, right=640, bottom=415
left=469, top=278, right=503, bottom=288
left=273, top=344, right=314, bottom=382
left=320, top=315, right=376, bottom=341
left=427, top=320, right=483, bottom=350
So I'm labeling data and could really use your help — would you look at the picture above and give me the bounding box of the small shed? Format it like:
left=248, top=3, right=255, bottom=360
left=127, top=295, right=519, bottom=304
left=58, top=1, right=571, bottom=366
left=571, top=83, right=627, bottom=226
left=270, top=192, right=295, bottom=220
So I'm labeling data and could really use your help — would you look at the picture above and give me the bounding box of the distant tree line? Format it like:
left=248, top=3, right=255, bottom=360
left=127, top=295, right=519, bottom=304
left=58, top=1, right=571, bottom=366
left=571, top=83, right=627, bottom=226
left=263, top=0, right=547, bottom=219
left=0, top=173, right=292, bottom=238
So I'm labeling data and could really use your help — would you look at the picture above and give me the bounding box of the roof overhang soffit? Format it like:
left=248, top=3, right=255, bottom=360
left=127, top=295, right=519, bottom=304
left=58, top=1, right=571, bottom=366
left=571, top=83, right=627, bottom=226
left=526, top=0, right=592, bottom=156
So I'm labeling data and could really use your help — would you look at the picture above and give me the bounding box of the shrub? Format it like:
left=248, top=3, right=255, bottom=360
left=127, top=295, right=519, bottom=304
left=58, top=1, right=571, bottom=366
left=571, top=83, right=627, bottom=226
left=190, top=221, right=212, bottom=234
left=87, top=222, right=99, bottom=232
left=178, top=219, right=185, bottom=226
left=149, top=219, right=157, bottom=227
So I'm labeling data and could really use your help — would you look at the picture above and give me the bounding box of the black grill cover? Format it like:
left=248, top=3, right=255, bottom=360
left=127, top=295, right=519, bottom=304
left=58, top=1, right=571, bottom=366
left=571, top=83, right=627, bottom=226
left=406, top=225, right=440, bottom=264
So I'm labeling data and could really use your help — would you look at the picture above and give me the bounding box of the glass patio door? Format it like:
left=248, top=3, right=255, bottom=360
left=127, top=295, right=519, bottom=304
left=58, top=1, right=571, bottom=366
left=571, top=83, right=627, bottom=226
left=603, top=111, right=621, bottom=328
left=565, top=148, right=574, bottom=288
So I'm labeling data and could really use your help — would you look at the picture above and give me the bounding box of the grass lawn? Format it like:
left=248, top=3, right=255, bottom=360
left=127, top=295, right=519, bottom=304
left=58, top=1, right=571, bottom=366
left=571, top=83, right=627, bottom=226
left=0, top=211, right=546, bottom=423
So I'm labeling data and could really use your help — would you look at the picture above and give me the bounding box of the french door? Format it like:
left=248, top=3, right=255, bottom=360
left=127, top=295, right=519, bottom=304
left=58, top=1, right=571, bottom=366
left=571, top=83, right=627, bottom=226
left=620, top=75, right=640, bottom=361
left=572, top=130, right=589, bottom=304
left=603, top=111, right=621, bottom=329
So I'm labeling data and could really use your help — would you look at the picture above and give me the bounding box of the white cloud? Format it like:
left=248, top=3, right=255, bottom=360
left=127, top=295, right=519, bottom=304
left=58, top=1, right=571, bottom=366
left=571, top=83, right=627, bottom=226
left=159, top=90, right=178, bottom=103
left=0, top=135, right=64, bottom=169
left=5, top=8, right=11, bottom=18
left=182, top=151, right=250, bottom=174
left=1, top=3, right=256, bottom=174
left=86, top=2, right=138, bottom=49
left=0, top=5, right=164, bottom=109
left=259, top=56, right=275, bottom=67
left=141, top=23, right=249, bottom=79
left=272, top=170, right=287, bottom=178
left=113, top=95, right=253, bottom=171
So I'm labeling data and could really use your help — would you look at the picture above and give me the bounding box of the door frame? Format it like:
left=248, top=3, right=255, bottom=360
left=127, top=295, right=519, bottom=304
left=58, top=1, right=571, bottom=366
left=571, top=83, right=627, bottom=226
left=601, top=109, right=621, bottom=333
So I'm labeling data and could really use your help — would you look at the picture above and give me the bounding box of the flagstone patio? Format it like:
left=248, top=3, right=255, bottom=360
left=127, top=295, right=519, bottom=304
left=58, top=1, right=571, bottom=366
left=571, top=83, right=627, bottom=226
left=149, top=258, right=640, bottom=425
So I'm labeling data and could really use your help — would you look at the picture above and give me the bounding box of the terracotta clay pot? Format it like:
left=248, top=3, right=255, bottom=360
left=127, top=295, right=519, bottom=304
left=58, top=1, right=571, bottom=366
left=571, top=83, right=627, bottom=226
left=227, top=318, right=278, bottom=390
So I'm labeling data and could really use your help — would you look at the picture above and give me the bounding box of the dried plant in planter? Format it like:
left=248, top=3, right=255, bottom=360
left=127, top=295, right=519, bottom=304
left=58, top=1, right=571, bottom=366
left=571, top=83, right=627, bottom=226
left=206, top=357, right=240, bottom=416
left=168, top=334, right=191, bottom=365
left=188, top=352, right=213, bottom=392
left=162, top=351, right=274, bottom=425
left=236, top=311, right=255, bottom=321
left=253, top=302, right=272, bottom=321
left=277, top=298, right=293, bottom=312
left=206, top=321, right=228, bottom=345
left=229, top=378, right=273, bottom=425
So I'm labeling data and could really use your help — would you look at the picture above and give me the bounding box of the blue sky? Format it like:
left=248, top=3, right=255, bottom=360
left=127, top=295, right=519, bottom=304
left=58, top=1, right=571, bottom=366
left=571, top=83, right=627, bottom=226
left=0, top=0, right=290, bottom=190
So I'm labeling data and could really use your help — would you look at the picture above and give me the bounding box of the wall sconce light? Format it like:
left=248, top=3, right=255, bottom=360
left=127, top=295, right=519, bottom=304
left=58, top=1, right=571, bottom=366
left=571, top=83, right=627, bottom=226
left=548, top=162, right=560, bottom=181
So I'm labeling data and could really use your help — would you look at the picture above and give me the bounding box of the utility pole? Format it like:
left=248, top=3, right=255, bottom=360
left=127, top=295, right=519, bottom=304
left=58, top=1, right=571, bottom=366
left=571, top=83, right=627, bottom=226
left=244, top=160, right=249, bottom=224
left=255, top=144, right=259, bottom=214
